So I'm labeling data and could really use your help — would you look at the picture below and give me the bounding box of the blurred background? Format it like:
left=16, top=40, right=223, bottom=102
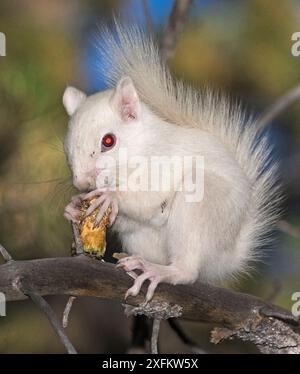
left=0, top=0, right=299, bottom=354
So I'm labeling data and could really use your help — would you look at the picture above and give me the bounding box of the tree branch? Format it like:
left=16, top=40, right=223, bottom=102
left=161, top=0, right=193, bottom=61
left=0, top=255, right=299, bottom=353
left=0, top=244, right=77, bottom=354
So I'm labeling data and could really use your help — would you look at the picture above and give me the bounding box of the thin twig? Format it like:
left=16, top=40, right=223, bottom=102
left=63, top=296, right=76, bottom=328
left=161, top=0, right=193, bottom=61
left=142, top=0, right=154, bottom=36
left=168, top=318, right=206, bottom=353
left=256, top=84, right=300, bottom=130
left=0, top=242, right=78, bottom=352
left=151, top=318, right=161, bottom=354
left=278, top=220, right=300, bottom=239
left=61, top=223, right=83, bottom=328
left=0, top=244, right=13, bottom=263
left=71, top=222, right=84, bottom=255
left=127, top=315, right=150, bottom=354
left=20, top=280, right=77, bottom=354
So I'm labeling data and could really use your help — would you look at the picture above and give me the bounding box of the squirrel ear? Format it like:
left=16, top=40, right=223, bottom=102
left=110, top=77, right=140, bottom=122
left=63, top=86, right=87, bottom=116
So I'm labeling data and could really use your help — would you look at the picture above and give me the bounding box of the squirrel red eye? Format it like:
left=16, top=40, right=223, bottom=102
left=101, top=133, right=116, bottom=151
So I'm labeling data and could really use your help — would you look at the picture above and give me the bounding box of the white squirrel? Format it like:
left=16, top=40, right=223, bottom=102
left=62, top=25, right=280, bottom=302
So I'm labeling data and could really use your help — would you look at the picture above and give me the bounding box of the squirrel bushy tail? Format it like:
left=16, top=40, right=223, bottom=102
left=98, top=23, right=281, bottom=269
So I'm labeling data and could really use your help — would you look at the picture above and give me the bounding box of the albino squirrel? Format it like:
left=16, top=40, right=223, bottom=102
left=62, top=25, right=280, bottom=302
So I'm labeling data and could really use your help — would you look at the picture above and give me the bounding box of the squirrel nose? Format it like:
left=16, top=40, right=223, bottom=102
left=73, top=175, right=91, bottom=191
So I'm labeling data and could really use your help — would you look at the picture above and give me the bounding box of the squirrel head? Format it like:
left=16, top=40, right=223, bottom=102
left=63, top=77, right=161, bottom=192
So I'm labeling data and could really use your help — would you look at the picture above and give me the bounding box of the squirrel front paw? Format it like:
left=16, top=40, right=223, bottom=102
left=83, top=190, right=119, bottom=227
left=64, top=193, right=86, bottom=223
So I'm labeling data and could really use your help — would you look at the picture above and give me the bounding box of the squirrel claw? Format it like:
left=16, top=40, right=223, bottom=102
left=117, top=256, right=163, bottom=302
left=65, top=190, right=118, bottom=226
left=83, top=191, right=118, bottom=226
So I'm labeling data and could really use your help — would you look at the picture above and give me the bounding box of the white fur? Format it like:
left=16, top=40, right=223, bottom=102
left=63, top=24, right=281, bottom=289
